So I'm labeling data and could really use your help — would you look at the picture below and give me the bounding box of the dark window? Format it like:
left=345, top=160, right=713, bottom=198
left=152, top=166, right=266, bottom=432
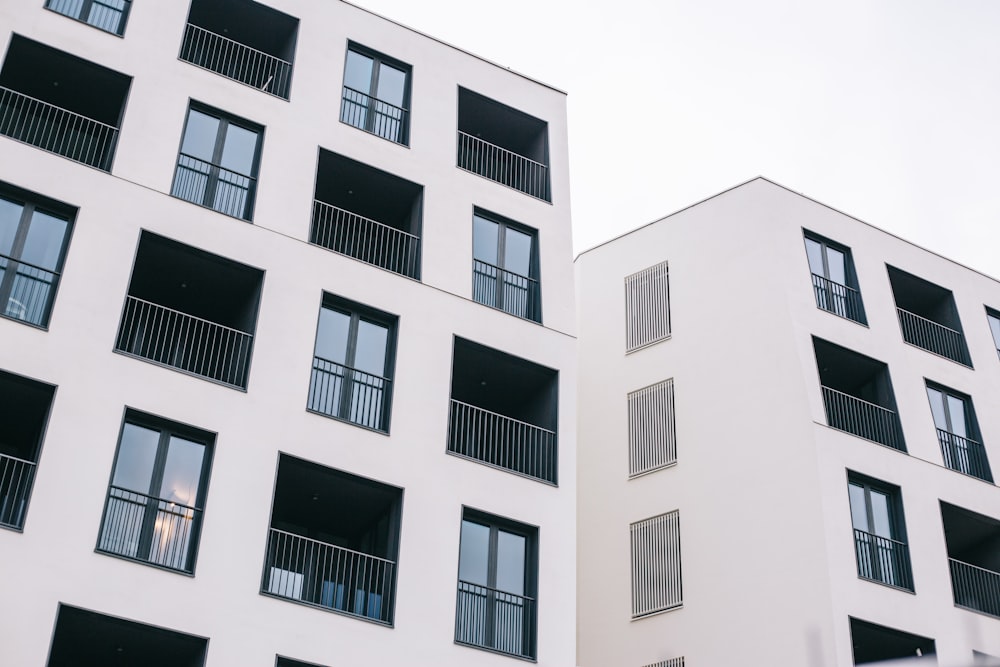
left=986, top=307, right=1000, bottom=360
left=171, top=104, right=262, bottom=221
left=888, top=265, right=971, bottom=366
left=307, top=296, right=396, bottom=433
left=803, top=231, right=866, bottom=324
left=341, top=44, right=411, bottom=145
left=0, top=185, right=75, bottom=328
left=472, top=211, right=540, bottom=322
left=456, top=508, right=538, bottom=660
left=847, top=473, right=912, bottom=591
left=276, top=659, right=327, bottom=667
left=0, top=369, right=55, bottom=531
left=941, top=502, right=1000, bottom=620
left=45, top=0, right=132, bottom=36
left=926, top=383, right=992, bottom=482
left=850, top=617, right=934, bottom=665
left=97, top=410, right=213, bottom=574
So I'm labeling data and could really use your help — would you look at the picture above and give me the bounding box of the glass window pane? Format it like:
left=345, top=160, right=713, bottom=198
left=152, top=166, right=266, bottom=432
left=220, top=124, right=259, bottom=176
left=825, top=247, right=846, bottom=285
left=160, top=436, right=205, bottom=506
left=344, top=50, right=374, bottom=94
left=375, top=63, right=406, bottom=107
left=503, top=227, right=533, bottom=278
left=0, top=196, right=22, bottom=256
left=495, top=530, right=526, bottom=595
left=805, top=239, right=824, bottom=276
left=870, top=491, right=892, bottom=538
left=473, top=215, right=499, bottom=264
left=20, top=211, right=68, bottom=271
left=926, top=388, right=947, bottom=431
left=946, top=395, right=968, bottom=438
left=112, top=424, right=160, bottom=493
left=354, top=319, right=388, bottom=376
left=459, top=520, right=490, bottom=586
left=315, top=308, right=351, bottom=365
left=848, top=483, right=869, bottom=532
left=180, top=110, right=220, bottom=163
left=989, top=314, right=1000, bottom=349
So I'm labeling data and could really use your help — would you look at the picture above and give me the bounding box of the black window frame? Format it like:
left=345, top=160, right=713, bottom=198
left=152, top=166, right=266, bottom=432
left=170, top=101, right=264, bottom=222
left=340, top=42, right=412, bottom=146
left=803, top=229, right=866, bottom=325
left=0, top=182, right=76, bottom=330
left=846, top=471, right=913, bottom=592
left=925, top=380, right=992, bottom=482
left=95, top=408, right=215, bottom=575
left=471, top=208, right=541, bottom=323
left=44, top=0, right=132, bottom=37
left=986, top=307, right=1000, bottom=360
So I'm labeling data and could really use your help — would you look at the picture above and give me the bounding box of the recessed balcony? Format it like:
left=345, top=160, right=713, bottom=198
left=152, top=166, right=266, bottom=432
left=0, top=370, right=54, bottom=531
left=888, top=266, right=971, bottom=366
left=942, top=502, right=1000, bottom=620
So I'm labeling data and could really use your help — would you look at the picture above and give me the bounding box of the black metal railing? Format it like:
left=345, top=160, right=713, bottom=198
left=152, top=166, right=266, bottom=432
left=822, top=386, right=905, bottom=451
left=0, top=254, right=59, bottom=327
left=340, top=86, right=408, bottom=145
left=0, top=453, right=36, bottom=530
left=262, top=528, right=396, bottom=625
left=811, top=274, right=865, bottom=324
left=897, top=308, right=971, bottom=366
left=307, top=356, right=391, bottom=432
left=0, top=86, right=118, bottom=170
left=473, top=260, right=540, bottom=322
left=950, top=559, right=1000, bottom=618
left=97, top=485, right=201, bottom=572
left=455, top=580, right=536, bottom=659
left=115, top=296, right=253, bottom=389
left=45, top=0, right=130, bottom=35
left=457, top=131, right=550, bottom=202
left=854, top=528, right=913, bottom=591
left=179, top=23, right=292, bottom=99
left=172, top=153, right=256, bottom=220
left=310, top=200, right=420, bottom=279
left=937, top=429, right=993, bottom=483
left=448, top=400, right=557, bottom=484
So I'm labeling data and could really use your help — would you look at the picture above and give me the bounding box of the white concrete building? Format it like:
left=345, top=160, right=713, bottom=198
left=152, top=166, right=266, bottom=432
left=576, top=178, right=1000, bottom=667
left=0, top=1, right=576, bottom=665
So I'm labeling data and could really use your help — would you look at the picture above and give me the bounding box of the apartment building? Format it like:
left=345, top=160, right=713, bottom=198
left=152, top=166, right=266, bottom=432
left=576, top=178, right=1000, bottom=667
left=0, top=1, right=577, bottom=665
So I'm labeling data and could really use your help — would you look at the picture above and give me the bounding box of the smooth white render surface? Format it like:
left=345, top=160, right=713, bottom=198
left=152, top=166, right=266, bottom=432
left=576, top=178, right=1000, bottom=667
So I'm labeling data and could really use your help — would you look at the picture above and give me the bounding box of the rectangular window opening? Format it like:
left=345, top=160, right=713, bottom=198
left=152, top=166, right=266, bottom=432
left=630, top=510, right=682, bottom=618
left=472, top=209, right=540, bottom=322
left=340, top=43, right=411, bottom=145
left=628, top=378, right=677, bottom=477
left=625, top=260, right=670, bottom=352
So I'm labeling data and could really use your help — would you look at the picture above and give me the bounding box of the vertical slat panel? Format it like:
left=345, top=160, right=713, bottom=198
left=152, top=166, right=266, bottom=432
left=630, top=511, right=682, bottom=618
left=643, top=659, right=686, bottom=667
left=628, top=378, right=677, bottom=476
left=625, top=260, right=670, bottom=352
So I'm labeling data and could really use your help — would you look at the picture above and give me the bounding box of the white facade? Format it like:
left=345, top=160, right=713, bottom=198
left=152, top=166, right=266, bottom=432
left=0, top=1, right=576, bottom=666
left=576, top=178, right=1000, bottom=667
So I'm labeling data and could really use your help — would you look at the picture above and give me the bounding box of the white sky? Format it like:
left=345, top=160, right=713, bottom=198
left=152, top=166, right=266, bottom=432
left=348, top=0, right=1000, bottom=274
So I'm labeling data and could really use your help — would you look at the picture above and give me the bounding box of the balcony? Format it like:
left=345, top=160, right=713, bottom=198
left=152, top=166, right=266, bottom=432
left=853, top=528, right=913, bottom=591
left=458, top=88, right=551, bottom=202
left=342, top=87, right=408, bottom=144
left=811, top=273, right=865, bottom=324
left=455, top=580, right=537, bottom=659
left=311, top=150, right=422, bottom=279
left=473, top=260, right=541, bottom=322
left=0, top=36, right=129, bottom=170
left=0, top=370, right=54, bottom=531
left=850, top=617, right=935, bottom=665
left=937, top=429, right=993, bottom=483
left=449, top=338, right=559, bottom=484
left=97, top=485, right=202, bottom=572
left=180, top=0, right=298, bottom=100
left=942, top=502, right=1000, bottom=620
left=45, top=0, right=131, bottom=36
left=114, top=232, right=262, bottom=390
left=950, top=560, right=1000, bottom=618
left=823, top=387, right=905, bottom=451
left=889, top=266, right=971, bottom=366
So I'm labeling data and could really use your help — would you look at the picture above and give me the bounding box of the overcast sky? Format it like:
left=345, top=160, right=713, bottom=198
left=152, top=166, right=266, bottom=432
left=349, top=0, right=1000, bottom=274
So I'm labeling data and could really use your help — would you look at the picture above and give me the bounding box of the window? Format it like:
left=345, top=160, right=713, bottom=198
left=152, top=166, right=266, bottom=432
left=341, top=45, right=411, bottom=145
left=625, top=260, right=670, bottom=352
left=45, top=0, right=132, bottom=36
left=307, top=296, right=397, bottom=432
left=804, top=231, right=866, bottom=324
left=847, top=474, right=912, bottom=591
left=472, top=211, right=540, bottom=322
left=628, top=379, right=677, bottom=477
left=456, top=509, right=538, bottom=660
left=96, top=411, right=214, bottom=574
left=850, top=617, right=935, bottom=665
left=630, top=510, right=682, bottom=618
left=0, top=187, right=74, bottom=328
left=926, top=383, right=992, bottom=481
left=0, top=369, right=55, bottom=531
left=171, top=104, right=262, bottom=221
left=888, top=265, right=971, bottom=366
left=986, top=307, right=1000, bottom=359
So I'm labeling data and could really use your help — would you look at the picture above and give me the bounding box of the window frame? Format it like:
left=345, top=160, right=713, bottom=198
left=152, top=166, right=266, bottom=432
left=803, top=229, right=867, bottom=324
left=340, top=42, right=412, bottom=146
left=846, top=471, right=912, bottom=591
left=171, top=101, right=264, bottom=222
left=471, top=208, right=541, bottom=323
left=44, top=0, right=132, bottom=37
left=986, top=307, right=1000, bottom=359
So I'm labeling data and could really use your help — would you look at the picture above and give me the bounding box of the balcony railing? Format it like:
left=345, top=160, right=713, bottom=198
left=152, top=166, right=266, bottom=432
left=473, top=260, right=540, bottom=323
left=179, top=23, right=292, bottom=99
left=0, top=453, right=36, bottom=530
left=811, top=274, right=865, bottom=324
left=448, top=400, right=557, bottom=484
left=307, top=356, right=391, bottom=432
left=97, top=485, right=201, bottom=573
left=0, top=254, right=59, bottom=327
left=115, top=296, right=253, bottom=389
left=455, top=580, right=536, bottom=660
left=950, top=558, right=1000, bottom=618
left=937, top=429, right=993, bottom=483
left=46, top=0, right=130, bottom=35
left=310, top=200, right=420, bottom=279
left=457, top=131, right=550, bottom=202
left=822, top=386, right=905, bottom=451
left=854, top=528, right=913, bottom=591
left=172, top=153, right=256, bottom=220
left=0, top=86, right=118, bottom=170
left=262, top=528, right=396, bottom=625
left=340, top=86, right=408, bottom=145
left=897, top=308, right=971, bottom=366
